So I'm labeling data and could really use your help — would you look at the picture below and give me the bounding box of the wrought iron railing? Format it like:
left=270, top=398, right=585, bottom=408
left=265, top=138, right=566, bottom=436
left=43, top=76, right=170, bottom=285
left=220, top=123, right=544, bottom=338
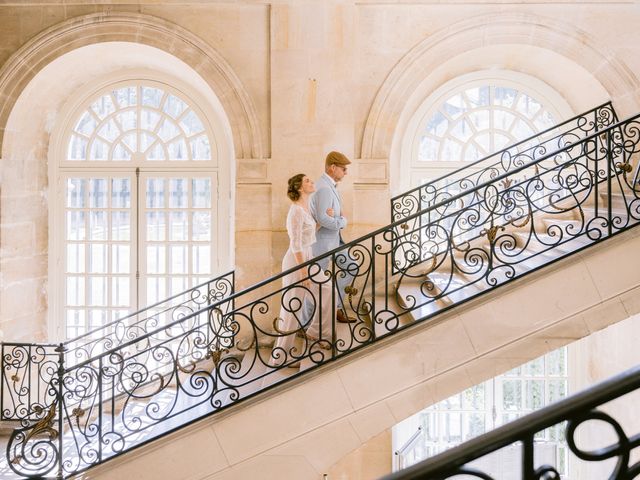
left=1, top=271, right=234, bottom=425
left=381, top=363, right=640, bottom=480
left=390, top=101, right=618, bottom=223
left=5, top=106, right=640, bottom=479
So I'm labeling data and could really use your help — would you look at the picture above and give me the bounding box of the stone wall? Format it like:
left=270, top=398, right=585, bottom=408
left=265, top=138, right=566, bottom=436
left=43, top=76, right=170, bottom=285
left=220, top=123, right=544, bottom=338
left=1, top=0, right=640, bottom=345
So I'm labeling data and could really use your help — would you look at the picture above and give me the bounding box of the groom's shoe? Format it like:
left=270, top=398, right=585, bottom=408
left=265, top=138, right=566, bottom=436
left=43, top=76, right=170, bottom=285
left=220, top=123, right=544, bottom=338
left=337, top=308, right=357, bottom=323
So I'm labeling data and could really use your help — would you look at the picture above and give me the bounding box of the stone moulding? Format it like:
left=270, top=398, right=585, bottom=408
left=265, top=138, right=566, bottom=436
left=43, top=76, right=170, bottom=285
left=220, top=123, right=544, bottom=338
left=360, top=11, right=639, bottom=160
left=0, top=11, right=264, bottom=160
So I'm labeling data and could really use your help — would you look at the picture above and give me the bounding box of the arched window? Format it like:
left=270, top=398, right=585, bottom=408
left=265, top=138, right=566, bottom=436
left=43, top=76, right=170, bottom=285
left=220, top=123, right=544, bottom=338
left=400, top=72, right=573, bottom=192
left=52, top=79, right=230, bottom=340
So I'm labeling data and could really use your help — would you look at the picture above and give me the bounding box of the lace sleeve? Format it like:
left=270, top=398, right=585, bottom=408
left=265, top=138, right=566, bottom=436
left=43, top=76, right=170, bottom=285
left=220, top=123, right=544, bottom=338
left=287, top=206, right=304, bottom=253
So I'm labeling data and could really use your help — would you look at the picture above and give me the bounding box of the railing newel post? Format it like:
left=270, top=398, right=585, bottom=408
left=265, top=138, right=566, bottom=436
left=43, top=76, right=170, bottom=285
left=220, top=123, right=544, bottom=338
left=55, top=342, right=66, bottom=480
left=332, top=252, right=337, bottom=360
left=607, top=128, right=613, bottom=237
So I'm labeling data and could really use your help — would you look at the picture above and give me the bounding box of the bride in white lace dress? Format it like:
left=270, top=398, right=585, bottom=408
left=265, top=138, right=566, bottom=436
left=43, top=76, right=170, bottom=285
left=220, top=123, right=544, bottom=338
left=270, top=174, right=333, bottom=368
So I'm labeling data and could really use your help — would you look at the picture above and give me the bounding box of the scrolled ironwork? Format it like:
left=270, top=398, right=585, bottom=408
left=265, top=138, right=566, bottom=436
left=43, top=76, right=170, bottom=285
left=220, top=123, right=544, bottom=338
left=380, top=365, right=640, bottom=480
left=8, top=104, right=640, bottom=479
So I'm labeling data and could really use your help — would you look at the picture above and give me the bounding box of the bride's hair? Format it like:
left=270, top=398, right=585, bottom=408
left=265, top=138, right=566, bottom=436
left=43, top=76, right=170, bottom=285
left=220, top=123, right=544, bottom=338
left=287, top=173, right=305, bottom=201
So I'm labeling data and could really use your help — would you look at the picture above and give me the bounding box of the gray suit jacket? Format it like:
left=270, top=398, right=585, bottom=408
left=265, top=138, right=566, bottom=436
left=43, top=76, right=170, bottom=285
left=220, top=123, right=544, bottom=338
left=310, top=173, right=347, bottom=257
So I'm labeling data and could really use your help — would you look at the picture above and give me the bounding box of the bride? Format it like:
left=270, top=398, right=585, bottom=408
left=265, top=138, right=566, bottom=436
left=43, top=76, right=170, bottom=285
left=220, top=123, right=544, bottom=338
left=269, top=174, right=333, bottom=368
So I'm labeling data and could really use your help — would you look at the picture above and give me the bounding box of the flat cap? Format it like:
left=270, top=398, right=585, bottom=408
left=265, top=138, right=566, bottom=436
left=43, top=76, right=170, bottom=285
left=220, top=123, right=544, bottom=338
left=325, top=151, right=352, bottom=167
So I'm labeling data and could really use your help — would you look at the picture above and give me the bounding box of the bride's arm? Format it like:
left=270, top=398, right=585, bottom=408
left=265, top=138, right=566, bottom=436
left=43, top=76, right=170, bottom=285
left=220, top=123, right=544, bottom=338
left=289, top=208, right=310, bottom=284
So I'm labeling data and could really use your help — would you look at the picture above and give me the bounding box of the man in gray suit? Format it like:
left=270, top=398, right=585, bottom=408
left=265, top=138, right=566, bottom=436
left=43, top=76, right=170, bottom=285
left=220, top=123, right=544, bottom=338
left=309, top=151, right=357, bottom=323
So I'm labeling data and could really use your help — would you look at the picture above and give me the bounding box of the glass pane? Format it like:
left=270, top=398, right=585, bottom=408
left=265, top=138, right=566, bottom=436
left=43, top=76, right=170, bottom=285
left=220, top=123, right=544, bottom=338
left=167, top=138, right=188, bottom=160
left=441, top=139, right=461, bottom=161
left=425, top=111, right=448, bottom=136
left=89, top=244, right=107, bottom=273
left=89, top=178, right=108, bottom=208
left=468, top=110, right=490, bottom=130
left=89, top=138, right=109, bottom=161
left=112, top=277, right=130, bottom=306
left=418, top=137, right=439, bottom=162
left=146, top=212, right=166, bottom=241
left=146, top=179, right=165, bottom=208
left=516, top=95, right=541, bottom=117
left=525, top=380, right=544, bottom=410
left=147, top=245, right=166, bottom=274
left=180, top=110, right=205, bottom=135
left=66, top=277, right=84, bottom=306
left=494, top=133, right=511, bottom=150
left=192, top=178, right=211, bottom=208
left=464, top=86, right=490, bottom=108
left=524, top=356, right=544, bottom=376
left=66, top=244, right=85, bottom=273
left=169, top=178, right=188, bottom=208
left=111, top=178, right=131, bottom=208
left=163, top=94, right=187, bottom=118
left=157, top=118, right=180, bottom=142
left=111, top=211, right=130, bottom=241
left=170, top=245, right=187, bottom=274
left=466, top=413, right=485, bottom=439
left=462, top=384, right=485, bottom=410
left=146, top=143, right=166, bottom=161
left=511, top=119, right=534, bottom=139
left=68, top=135, right=88, bottom=160
left=502, top=379, right=522, bottom=410
left=89, top=277, right=107, bottom=306
left=190, top=135, right=211, bottom=161
left=450, top=119, right=473, bottom=142
left=66, top=309, right=86, bottom=337
left=171, top=277, right=188, bottom=296
left=91, top=94, right=116, bottom=119
left=170, top=211, right=188, bottom=241
left=147, top=277, right=166, bottom=304
left=141, top=109, right=161, bottom=131
left=193, top=245, right=211, bottom=274
left=112, top=143, right=132, bottom=161
left=116, top=110, right=137, bottom=131
left=192, top=212, right=211, bottom=241
left=493, top=110, right=516, bottom=131
left=75, top=112, right=98, bottom=136
left=112, top=245, right=130, bottom=274
left=443, top=94, right=464, bottom=118
left=547, top=348, right=567, bottom=376
left=97, top=118, right=120, bottom=142
left=113, top=87, right=137, bottom=108
left=66, top=211, right=86, bottom=240
left=66, top=178, right=86, bottom=208
left=121, top=133, right=137, bottom=152
left=141, top=87, right=163, bottom=108
left=548, top=380, right=567, bottom=403
left=89, top=211, right=108, bottom=240
left=89, top=309, right=106, bottom=330
left=494, top=87, right=517, bottom=107
left=444, top=412, right=462, bottom=442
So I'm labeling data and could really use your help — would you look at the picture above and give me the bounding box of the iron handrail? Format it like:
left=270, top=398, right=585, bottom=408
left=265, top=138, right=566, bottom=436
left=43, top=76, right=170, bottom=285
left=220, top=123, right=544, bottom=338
left=381, top=364, right=640, bottom=479
left=390, top=101, right=616, bottom=212
left=60, top=108, right=639, bottom=370
left=6, top=103, right=640, bottom=478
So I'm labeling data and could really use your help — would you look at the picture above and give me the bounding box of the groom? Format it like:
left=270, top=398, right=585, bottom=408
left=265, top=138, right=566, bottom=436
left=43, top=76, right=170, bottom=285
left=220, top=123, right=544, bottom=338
left=309, top=151, right=357, bottom=323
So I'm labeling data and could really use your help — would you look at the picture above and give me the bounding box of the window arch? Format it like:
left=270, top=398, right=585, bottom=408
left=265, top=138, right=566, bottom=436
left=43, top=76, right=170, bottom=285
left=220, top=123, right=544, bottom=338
left=52, top=77, right=231, bottom=340
left=400, top=71, right=574, bottom=192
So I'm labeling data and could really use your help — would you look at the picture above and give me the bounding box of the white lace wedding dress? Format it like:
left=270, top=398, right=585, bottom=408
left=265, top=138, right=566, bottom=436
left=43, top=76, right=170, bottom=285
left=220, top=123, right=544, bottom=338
left=270, top=204, right=332, bottom=366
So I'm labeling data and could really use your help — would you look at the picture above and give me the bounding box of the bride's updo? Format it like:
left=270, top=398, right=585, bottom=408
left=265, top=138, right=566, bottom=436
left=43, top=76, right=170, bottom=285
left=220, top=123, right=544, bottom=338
left=287, top=174, right=305, bottom=201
